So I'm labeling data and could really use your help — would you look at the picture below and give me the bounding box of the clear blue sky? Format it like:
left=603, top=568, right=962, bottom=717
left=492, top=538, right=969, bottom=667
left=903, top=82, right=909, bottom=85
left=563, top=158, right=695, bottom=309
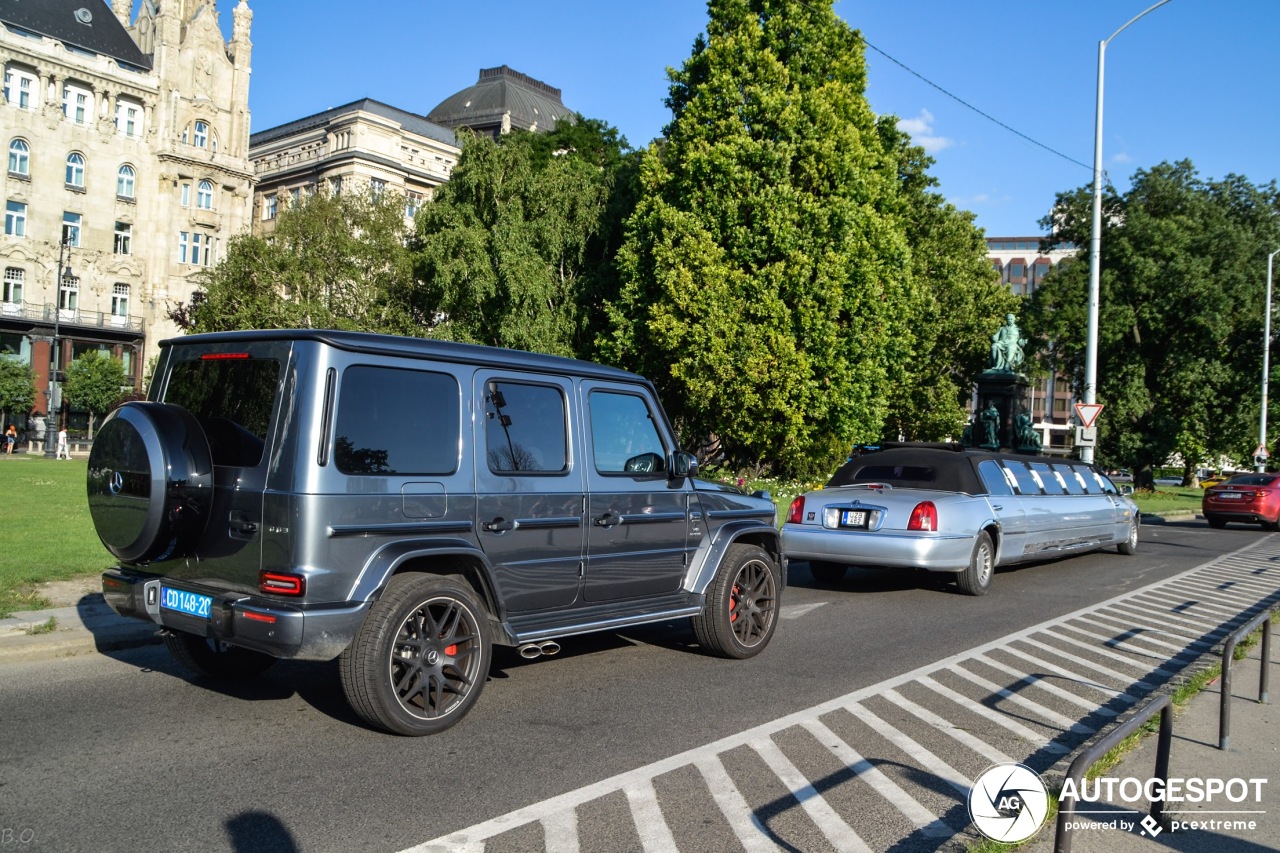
left=202, top=0, right=1277, bottom=238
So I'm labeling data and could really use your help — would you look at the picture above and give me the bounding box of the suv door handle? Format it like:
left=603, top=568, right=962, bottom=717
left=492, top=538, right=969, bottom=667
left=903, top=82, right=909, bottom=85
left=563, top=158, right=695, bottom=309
left=229, top=511, right=259, bottom=536
left=483, top=517, right=518, bottom=533
left=594, top=511, right=623, bottom=528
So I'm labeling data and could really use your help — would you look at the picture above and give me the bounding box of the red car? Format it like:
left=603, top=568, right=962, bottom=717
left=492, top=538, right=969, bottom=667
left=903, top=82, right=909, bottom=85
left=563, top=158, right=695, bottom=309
left=1202, top=474, right=1280, bottom=530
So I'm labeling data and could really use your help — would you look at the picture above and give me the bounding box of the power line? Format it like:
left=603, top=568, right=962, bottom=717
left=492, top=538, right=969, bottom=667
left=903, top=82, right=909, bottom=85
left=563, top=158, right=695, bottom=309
left=858, top=35, right=1094, bottom=173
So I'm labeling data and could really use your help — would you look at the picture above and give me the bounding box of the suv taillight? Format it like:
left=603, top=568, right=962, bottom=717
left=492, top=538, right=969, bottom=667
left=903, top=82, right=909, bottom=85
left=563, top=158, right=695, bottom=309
left=787, top=496, right=806, bottom=524
left=260, top=571, right=305, bottom=596
left=907, top=501, right=937, bottom=532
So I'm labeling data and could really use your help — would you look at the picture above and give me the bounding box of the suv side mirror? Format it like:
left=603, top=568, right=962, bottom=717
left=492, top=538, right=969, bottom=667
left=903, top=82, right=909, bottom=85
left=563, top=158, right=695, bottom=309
left=670, top=451, right=699, bottom=480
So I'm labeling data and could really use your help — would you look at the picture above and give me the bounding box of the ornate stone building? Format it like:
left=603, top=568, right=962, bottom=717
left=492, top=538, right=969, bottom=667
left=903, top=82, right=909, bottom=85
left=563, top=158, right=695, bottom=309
left=1, top=0, right=253, bottom=431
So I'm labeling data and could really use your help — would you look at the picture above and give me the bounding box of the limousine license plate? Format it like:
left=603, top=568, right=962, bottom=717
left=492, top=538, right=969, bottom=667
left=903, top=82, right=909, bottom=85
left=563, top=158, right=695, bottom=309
left=160, top=586, right=212, bottom=620
left=839, top=509, right=869, bottom=529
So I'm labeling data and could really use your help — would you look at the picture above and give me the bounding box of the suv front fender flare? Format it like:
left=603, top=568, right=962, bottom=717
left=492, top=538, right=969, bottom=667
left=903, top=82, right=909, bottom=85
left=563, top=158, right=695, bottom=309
left=684, top=521, right=784, bottom=595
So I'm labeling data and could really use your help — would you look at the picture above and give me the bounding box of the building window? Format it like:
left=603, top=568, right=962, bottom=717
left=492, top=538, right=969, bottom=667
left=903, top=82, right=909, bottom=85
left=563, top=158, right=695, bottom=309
left=115, top=99, right=142, bottom=137
left=59, top=275, right=79, bottom=313
left=3, top=267, right=23, bottom=304
left=111, top=283, right=129, bottom=318
left=405, top=191, right=422, bottom=219
left=63, top=212, right=82, bottom=247
left=8, top=139, right=29, bottom=176
left=114, top=221, right=131, bottom=255
left=5, top=200, right=26, bottom=236
left=289, top=187, right=301, bottom=207
left=370, top=178, right=386, bottom=200
left=1053, top=398, right=1069, bottom=414
left=193, top=121, right=208, bottom=148
left=65, top=152, right=86, bottom=187
left=1009, top=262, right=1025, bottom=279
left=4, top=66, right=36, bottom=110
left=180, top=182, right=191, bottom=207
left=117, top=164, right=135, bottom=198
left=178, top=231, right=189, bottom=264
left=196, top=179, right=214, bottom=210
left=62, top=83, right=92, bottom=124
left=329, top=176, right=342, bottom=196
left=263, top=194, right=276, bottom=220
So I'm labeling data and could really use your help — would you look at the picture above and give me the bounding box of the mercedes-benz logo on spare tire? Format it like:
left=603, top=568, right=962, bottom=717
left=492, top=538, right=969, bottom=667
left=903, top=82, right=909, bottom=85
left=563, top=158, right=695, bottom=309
left=108, top=470, right=124, bottom=495
left=968, top=763, right=1049, bottom=843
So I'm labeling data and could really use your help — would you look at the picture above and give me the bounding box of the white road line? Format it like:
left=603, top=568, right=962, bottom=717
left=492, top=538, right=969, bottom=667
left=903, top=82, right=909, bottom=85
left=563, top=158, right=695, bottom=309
left=970, top=653, right=1119, bottom=716
left=878, top=687, right=1020, bottom=763
left=750, top=736, right=871, bottom=853
left=945, top=663, right=1094, bottom=732
left=800, top=718, right=953, bottom=837
left=624, top=781, right=679, bottom=853
left=1073, top=615, right=1211, bottom=654
left=780, top=602, right=827, bottom=620
left=1104, top=601, right=1226, bottom=634
left=541, top=808, right=579, bottom=853
left=842, top=703, right=974, bottom=796
left=695, top=754, right=781, bottom=853
left=1089, top=607, right=1225, bottom=643
left=912, top=677, right=1069, bottom=753
left=1029, top=630, right=1180, bottom=678
left=1013, top=637, right=1158, bottom=691
left=1056, top=622, right=1200, bottom=662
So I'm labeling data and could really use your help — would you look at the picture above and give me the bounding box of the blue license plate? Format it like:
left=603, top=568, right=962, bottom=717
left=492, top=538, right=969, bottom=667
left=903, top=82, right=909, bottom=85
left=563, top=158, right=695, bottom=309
left=839, top=509, right=869, bottom=529
left=160, top=587, right=212, bottom=619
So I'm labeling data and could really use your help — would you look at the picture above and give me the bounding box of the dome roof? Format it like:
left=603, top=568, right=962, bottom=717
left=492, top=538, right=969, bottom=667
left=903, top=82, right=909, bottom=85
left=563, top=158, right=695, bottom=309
left=427, top=66, right=572, bottom=135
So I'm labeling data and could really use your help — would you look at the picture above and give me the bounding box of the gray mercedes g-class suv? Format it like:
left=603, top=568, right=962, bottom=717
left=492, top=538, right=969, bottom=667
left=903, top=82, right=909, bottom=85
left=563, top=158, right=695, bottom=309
left=88, top=329, right=783, bottom=735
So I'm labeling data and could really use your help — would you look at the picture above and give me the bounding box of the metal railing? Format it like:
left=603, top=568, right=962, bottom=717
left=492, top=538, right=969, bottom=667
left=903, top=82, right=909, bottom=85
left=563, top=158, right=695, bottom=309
left=1, top=301, right=143, bottom=332
left=1218, top=605, right=1275, bottom=750
left=1054, top=695, right=1172, bottom=853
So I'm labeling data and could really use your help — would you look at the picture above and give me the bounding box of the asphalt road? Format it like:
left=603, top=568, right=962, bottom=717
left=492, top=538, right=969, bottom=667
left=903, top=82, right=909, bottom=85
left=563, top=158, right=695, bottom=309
left=0, top=518, right=1271, bottom=853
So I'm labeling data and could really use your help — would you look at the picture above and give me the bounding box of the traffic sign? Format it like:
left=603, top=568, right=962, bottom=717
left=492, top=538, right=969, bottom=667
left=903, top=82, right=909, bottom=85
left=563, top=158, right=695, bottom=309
left=1074, top=403, right=1104, bottom=429
left=1075, top=426, right=1097, bottom=446
left=1255, top=444, right=1269, bottom=460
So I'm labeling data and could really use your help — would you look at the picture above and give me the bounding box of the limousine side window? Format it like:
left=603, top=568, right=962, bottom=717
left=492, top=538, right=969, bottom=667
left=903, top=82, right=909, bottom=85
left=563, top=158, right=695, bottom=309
left=978, top=459, right=1015, bottom=496
left=1053, top=463, right=1086, bottom=495
left=1029, top=461, right=1065, bottom=495
left=484, top=380, right=568, bottom=474
left=1089, top=469, right=1119, bottom=495
left=1002, top=460, right=1043, bottom=495
left=334, top=365, right=460, bottom=475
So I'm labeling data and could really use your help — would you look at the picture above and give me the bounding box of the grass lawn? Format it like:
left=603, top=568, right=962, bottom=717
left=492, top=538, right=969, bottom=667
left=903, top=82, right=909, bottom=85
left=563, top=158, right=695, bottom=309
left=0, top=456, right=1214, bottom=618
left=0, top=456, right=116, bottom=617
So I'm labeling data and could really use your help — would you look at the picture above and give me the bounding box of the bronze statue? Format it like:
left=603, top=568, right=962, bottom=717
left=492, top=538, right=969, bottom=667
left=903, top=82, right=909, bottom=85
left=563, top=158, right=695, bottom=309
left=979, top=401, right=1000, bottom=449
left=990, top=313, right=1027, bottom=372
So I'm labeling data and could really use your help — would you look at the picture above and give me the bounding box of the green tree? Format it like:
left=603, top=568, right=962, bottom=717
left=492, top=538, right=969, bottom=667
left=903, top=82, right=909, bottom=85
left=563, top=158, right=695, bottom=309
left=601, top=0, right=912, bottom=477
left=172, top=188, right=416, bottom=334
left=1025, top=161, right=1280, bottom=488
left=62, top=351, right=128, bottom=438
left=411, top=119, right=634, bottom=358
left=0, top=358, right=37, bottom=425
left=876, top=119, right=1018, bottom=441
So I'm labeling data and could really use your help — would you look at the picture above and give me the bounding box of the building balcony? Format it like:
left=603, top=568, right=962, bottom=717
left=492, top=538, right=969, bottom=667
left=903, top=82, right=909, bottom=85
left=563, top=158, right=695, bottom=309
left=0, top=300, right=144, bottom=334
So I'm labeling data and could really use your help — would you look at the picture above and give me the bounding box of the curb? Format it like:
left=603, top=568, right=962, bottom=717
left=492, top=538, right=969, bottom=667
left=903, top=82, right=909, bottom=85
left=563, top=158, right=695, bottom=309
left=0, top=599, right=161, bottom=663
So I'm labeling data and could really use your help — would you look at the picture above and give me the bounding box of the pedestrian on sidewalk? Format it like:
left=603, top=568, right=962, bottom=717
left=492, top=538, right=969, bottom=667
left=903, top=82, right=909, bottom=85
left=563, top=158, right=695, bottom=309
left=4, top=423, right=14, bottom=454
left=56, top=425, right=70, bottom=460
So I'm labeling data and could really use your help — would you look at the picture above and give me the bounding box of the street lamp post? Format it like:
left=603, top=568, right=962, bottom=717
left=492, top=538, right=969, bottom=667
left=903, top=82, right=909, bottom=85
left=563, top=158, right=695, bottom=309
left=1083, top=0, right=1174, bottom=464
left=44, top=236, right=71, bottom=459
left=1259, top=249, right=1280, bottom=472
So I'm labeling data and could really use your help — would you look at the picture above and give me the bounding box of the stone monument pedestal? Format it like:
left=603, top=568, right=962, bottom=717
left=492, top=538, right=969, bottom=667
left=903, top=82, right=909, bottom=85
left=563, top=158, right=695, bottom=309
left=972, top=371, right=1035, bottom=453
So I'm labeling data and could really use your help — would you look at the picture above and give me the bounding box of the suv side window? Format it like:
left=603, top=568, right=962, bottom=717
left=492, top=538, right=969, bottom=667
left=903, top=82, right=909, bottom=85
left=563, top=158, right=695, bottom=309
left=334, top=365, right=460, bottom=475
left=589, top=390, right=666, bottom=474
left=166, top=356, right=280, bottom=467
left=484, top=380, right=568, bottom=474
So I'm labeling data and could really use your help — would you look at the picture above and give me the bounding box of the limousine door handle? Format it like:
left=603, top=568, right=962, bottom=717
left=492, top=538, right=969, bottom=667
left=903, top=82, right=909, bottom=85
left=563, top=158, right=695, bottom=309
left=991, top=504, right=1004, bottom=512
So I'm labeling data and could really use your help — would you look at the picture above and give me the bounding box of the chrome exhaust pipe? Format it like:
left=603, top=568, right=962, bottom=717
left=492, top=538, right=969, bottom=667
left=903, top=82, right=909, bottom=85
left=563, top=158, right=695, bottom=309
left=518, top=641, right=562, bottom=659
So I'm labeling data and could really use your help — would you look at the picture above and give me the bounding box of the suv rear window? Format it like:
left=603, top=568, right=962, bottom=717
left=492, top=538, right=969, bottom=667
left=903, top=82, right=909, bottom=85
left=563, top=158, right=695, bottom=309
left=165, top=356, right=280, bottom=466
left=334, top=366, right=460, bottom=475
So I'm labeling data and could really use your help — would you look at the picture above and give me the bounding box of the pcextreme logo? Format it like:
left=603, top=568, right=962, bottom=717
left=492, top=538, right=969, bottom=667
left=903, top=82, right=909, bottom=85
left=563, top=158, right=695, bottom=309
left=968, top=763, right=1050, bottom=843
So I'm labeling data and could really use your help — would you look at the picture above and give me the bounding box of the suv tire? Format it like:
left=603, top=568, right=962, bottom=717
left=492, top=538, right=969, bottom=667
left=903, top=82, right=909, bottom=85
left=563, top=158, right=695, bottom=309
left=691, top=544, right=780, bottom=659
left=340, top=574, right=492, bottom=736
left=163, top=632, right=277, bottom=679
left=87, top=402, right=213, bottom=563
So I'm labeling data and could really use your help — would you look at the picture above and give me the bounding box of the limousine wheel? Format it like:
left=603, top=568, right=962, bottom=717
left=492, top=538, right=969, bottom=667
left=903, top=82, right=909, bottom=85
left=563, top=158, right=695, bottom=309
left=340, top=574, right=491, bottom=736
left=87, top=402, right=213, bottom=564
left=163, top=631, right=277, bottom=679
left=693, top=544, right=780, bottom=659
left=1117, top=519, right=1139, bottom=555
left=808, top=561, right=847, bottom=584
left=956, top=532, right=994, bottom=596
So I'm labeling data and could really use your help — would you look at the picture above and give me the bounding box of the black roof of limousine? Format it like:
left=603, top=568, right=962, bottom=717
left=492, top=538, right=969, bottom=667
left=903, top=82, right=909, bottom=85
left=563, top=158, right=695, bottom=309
left=827, top=445, right=1098, bottom=494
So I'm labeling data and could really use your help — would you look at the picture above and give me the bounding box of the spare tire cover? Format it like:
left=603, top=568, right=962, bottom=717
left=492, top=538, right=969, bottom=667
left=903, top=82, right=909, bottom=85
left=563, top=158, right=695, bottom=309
left=87, top=402, right=213, bottom=564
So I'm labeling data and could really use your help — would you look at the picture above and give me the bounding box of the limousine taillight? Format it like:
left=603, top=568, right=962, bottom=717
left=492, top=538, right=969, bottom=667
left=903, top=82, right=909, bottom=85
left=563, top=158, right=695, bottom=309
left=907, top=501, right=937, bottom=532
left=787, top=496, right=806, bottom=525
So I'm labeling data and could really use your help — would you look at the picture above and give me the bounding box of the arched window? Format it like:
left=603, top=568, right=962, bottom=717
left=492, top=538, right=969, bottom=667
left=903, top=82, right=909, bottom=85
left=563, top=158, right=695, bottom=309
left=193, top=120, right=208, bottom=148
left=65, top=152, right=85, bottom=187
left=7, top=139, right=28, bottom=175
left=117, top=164, right=135, bottom=198
left=196, top=179, right=214, bottom=209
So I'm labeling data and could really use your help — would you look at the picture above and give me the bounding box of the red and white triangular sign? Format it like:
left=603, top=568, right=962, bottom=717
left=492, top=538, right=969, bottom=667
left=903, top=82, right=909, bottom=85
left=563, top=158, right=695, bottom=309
left=1075, top=403, right=1104, bottom=428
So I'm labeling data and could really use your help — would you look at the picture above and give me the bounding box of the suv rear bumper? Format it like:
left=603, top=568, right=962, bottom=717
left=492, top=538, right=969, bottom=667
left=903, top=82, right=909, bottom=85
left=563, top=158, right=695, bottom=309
left=102, top=569, right=369, bottom=661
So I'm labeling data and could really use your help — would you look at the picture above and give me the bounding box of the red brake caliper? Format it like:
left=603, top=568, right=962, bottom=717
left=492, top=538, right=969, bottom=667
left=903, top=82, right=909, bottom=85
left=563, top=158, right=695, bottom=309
left=730, top=584, right=739, bottom=622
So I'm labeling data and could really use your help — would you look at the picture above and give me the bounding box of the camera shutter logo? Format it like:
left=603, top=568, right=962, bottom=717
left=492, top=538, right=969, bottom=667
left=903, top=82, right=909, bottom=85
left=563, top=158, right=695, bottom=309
left=968, top=763, right=1050, bottom=843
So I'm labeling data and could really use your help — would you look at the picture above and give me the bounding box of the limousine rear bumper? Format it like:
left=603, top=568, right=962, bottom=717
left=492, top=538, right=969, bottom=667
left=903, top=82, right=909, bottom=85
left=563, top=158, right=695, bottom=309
left=780, top=526, right=975, bottom=572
